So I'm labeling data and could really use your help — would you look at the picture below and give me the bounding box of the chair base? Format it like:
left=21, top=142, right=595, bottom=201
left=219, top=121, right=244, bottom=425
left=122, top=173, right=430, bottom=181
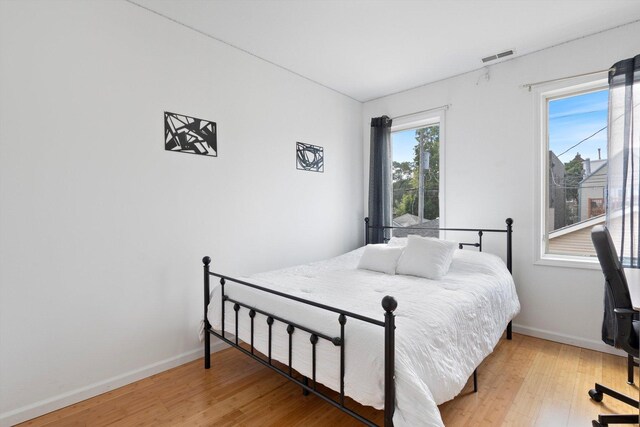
left=628, top=354, right=639, bottom=385
left=592, top=414, right=639, bottom=427
left=589, top=382, right=639, bottom=426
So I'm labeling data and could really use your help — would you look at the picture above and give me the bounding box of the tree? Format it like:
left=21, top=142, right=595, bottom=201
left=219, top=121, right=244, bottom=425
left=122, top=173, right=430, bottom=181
left=415, top=126, right=440, bottom=220
left=395, top=192, right=417, bottom=217
left=392, top=161, right=413, bottom=214
left=392, top=161, right=412, bottom=181
left=564, top=153, right=584, bottom=200
left=564, top=153, right=584, bottom=225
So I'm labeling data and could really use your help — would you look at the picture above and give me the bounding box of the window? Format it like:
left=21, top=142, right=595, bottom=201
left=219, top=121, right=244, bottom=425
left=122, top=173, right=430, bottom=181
left=390, top=113, right=443, bottom=237
left=540, top=81, right=609, bottom=261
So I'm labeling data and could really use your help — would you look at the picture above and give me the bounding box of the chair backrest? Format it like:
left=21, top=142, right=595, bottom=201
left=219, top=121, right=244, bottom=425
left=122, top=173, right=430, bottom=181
left=592, top=225, right=639, bottom=357
left=591, top=225, right=634, bottom=311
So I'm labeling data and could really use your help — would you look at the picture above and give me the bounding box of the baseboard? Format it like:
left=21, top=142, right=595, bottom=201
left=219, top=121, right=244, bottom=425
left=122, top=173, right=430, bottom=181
left=513, top=323, right=626, bottom=357
left=0, top=340, right=227, bottom=427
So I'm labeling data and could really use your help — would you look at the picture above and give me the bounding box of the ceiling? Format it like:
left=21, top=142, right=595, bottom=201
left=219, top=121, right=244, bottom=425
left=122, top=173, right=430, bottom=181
left=131, top=0, right=640, bottom=102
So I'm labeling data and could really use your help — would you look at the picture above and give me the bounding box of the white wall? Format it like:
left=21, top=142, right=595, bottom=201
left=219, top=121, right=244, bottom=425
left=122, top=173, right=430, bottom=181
left=363, top=21, right=640, bottom=355
left=0, top=1, right=362, bottom=424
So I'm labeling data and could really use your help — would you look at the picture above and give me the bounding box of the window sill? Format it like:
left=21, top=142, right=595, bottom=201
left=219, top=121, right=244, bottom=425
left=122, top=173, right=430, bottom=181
left=534, top=254, right=600, bottom=270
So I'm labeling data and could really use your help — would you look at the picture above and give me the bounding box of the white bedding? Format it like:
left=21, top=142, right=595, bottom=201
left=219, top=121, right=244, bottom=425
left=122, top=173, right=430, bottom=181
left=206, top=247, right=520, bottom=426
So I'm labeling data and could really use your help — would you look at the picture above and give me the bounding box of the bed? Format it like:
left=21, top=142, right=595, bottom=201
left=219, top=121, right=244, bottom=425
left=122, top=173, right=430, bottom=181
left=201, top=218, right=519, bottom=427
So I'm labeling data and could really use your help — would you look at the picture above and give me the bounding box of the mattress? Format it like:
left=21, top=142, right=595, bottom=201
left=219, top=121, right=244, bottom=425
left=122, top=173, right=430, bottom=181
left=206, top=247, right=520, bottom=426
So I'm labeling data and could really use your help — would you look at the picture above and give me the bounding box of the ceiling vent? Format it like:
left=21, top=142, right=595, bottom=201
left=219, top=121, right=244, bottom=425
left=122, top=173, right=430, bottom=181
left=481, top=49, right=515, bottom=63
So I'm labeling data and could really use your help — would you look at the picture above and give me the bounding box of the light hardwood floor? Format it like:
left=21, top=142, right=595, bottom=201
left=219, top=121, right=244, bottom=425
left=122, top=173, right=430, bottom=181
left=20, top=334, right=639, bottom=426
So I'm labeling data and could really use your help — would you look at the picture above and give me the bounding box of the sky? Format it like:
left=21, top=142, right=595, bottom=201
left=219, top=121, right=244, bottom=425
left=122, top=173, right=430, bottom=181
left=548, top=89, right=608, bottom=162
left=392, top=127, right=432, bottom=163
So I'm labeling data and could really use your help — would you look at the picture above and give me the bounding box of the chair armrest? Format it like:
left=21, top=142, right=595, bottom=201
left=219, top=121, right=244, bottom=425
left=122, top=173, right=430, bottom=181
left=614, top=308, right=639, bottom=317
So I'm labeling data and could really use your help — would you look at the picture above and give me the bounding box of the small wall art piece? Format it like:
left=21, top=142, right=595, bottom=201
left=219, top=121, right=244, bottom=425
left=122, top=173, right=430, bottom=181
left=296, top=142, right=324, bottom=173
left=165, top=111, right=217, bottom=157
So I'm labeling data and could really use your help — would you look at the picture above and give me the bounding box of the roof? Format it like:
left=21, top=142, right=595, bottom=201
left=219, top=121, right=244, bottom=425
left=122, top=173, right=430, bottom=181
left=549, top=214, right=606, bottom=239
left=392, top=213, right=422, bottom=227
left=548, top=215, right=605, bottom=256
left=391, top=217, right=440, bottom=238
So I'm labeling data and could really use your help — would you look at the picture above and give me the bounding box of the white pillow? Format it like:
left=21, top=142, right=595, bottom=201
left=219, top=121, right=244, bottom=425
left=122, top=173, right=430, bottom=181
left=387, top=236, right=408, bottom=247
left=396, top=235, right=457, bottom=279
left=357, top=244, right=404, bottom=275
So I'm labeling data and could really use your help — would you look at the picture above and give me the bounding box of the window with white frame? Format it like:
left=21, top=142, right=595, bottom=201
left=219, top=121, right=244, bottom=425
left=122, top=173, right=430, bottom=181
left=391, top=115, right=442, bottom=236
left=541, top=81, right=609, bottom=259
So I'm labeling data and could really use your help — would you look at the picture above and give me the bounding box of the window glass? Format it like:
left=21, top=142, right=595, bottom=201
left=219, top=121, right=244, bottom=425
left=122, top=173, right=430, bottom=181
left=546, top=88, right=608, bottom=256
left=391, top=124, right=440, bottom=236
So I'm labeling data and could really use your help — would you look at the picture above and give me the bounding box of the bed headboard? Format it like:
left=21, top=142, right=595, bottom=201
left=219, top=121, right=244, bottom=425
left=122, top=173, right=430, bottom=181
left=364, top=217, right=513, bottom=274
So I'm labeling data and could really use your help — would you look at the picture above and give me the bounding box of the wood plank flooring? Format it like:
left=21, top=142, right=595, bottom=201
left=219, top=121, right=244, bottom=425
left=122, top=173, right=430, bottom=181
left=20, top=334, right=639, bottom=426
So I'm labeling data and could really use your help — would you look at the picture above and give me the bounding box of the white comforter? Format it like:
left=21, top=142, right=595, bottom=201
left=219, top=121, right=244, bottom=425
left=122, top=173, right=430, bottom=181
left=206, top=247, right=520, bottom=426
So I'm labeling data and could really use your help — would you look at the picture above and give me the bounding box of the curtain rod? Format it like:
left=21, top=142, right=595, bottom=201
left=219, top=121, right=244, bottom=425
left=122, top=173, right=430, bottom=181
left=522, top=67, right=614, bottom=91
left=391, top=104, right=450, bottom=120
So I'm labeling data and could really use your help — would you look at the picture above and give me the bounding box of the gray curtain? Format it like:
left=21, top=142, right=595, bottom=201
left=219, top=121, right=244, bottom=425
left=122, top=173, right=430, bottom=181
left=606, top=54, right=640, bottom=267
left=368, top=116, right=393, bottom=244
left=603, top=54, right=640, bottom=345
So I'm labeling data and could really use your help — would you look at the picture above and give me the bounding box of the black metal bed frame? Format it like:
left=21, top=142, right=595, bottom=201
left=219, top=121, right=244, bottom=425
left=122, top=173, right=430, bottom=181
left=202, top=217, right=514, bottom=427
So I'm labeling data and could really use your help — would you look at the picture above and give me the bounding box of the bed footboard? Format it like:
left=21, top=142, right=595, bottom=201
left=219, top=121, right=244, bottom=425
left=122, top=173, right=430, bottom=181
left=203, top=256, right=212, bottom=369
left=202, top=255, right=397, bottom=427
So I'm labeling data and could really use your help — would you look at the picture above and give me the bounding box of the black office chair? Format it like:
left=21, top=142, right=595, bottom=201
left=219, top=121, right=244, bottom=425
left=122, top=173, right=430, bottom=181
left=589, top=225, right=639, bottom=427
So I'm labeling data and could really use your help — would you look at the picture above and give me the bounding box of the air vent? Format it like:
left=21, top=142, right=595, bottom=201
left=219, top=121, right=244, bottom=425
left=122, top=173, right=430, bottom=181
left=497, top=49, right=514, bottom=58
left=482, top=49, right=515, bottom=63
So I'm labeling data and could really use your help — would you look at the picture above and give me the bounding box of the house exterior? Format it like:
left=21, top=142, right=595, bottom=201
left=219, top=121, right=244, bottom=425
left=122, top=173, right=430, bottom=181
left=391, top=214, right=440, bottom=238
left=548, top=151, right=567, bottom=232
left=578, top=160, right=607, bottom=221
left=546, top=156, right=607, bottom=256
left=548, top=214, right=605, bottom=256
left=392, top=213, right=422, bottom=227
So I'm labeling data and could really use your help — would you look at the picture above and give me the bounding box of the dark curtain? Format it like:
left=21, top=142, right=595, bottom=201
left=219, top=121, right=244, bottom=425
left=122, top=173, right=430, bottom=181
left=368, top=116, right=393, bottom=244
left=606, top=54, right=640, bottom=267
left=603, top=54, right=640, bottom=345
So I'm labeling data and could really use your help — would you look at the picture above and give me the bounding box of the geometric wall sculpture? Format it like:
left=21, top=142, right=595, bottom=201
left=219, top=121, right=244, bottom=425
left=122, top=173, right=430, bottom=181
left=296, top=141, right=324, bottom=172
left=164, top=111, right=217, bottom=157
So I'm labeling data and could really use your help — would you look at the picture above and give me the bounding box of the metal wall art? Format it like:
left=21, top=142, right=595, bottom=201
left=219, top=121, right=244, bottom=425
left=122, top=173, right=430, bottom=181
left=165, top=112, right=217, bottom=157
left=296, top=142, right=324, bottom=172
